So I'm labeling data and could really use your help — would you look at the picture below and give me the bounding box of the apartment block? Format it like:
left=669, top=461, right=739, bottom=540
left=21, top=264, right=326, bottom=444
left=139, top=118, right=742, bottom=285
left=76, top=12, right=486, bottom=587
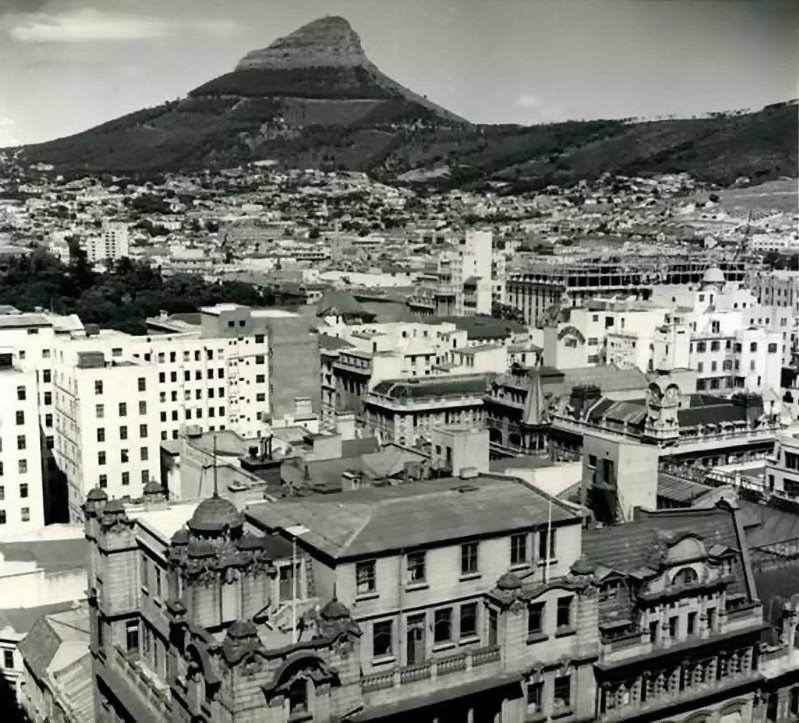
left=0, top=352, right=45, bottom=538
left=53, top=350, right=161, bottom=520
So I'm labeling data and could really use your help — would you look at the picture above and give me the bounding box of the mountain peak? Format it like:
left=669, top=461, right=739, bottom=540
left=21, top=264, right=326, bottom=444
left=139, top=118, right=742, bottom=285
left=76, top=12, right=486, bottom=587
left=236, top=16, right=369, bottom=72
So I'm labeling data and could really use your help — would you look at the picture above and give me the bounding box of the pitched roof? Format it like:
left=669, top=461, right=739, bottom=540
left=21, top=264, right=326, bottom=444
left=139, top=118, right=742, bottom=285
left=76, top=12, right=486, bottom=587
left=432, top=315, right=526, bottom=340
left=583, top=504, right=752, bottom=601
left=657, top=472, right=712, bottom=504
left=561, top=365, right=648, bottom=394
left=0, top=600, right=82, bottom=640
left=247, top=475, right=581, bottom=561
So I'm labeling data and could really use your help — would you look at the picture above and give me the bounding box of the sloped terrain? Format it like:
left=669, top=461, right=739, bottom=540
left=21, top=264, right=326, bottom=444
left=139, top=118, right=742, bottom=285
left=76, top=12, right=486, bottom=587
left=12, top=16, right=797, bottom=187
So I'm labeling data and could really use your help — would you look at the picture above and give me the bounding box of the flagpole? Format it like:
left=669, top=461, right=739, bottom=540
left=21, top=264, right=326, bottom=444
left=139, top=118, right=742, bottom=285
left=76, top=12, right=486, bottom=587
left=545, top=496, right=552, bottom=584
left=292, top=534, right=297, bottom=643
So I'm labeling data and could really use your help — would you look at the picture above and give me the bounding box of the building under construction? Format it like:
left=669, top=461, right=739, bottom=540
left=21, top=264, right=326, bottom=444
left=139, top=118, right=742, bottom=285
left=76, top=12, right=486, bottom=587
left=507, top=256, right=747, bottom=324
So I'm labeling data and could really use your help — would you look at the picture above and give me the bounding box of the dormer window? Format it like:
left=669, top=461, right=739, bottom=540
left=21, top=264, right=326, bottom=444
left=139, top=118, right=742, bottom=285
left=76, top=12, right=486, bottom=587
left=673, top=567, right=699, bottom=587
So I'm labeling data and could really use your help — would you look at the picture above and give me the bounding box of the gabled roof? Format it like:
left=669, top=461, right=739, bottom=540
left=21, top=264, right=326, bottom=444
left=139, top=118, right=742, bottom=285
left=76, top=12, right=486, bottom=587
left=247, top=475, right=581, bottom=561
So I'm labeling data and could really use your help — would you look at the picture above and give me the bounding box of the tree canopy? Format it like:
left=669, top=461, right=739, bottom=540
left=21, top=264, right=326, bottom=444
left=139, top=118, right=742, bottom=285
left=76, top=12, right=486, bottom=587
left=1, top=250, right=275, bottom=334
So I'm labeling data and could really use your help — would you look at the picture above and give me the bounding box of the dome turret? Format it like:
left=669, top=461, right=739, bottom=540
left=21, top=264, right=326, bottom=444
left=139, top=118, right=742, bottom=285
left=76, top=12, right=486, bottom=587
left=188, top=495, right=243, bottom=535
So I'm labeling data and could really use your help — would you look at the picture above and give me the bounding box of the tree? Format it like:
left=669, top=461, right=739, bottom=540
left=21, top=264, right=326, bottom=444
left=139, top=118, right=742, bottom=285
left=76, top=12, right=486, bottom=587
left=491, top=302, right=526, bottom=324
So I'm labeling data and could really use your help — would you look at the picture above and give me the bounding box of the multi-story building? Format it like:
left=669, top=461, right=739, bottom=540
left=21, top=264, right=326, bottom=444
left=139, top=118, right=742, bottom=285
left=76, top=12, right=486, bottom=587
left=364, top=373, right=492, bottom=446
left=0, top=351, right=45, bottom=538
left=408, top=230, right=494, bottom=317
left=84, top=220, right=130, bottom=263
left=84, top=473, right=598, bottom=722
left=53, top=350, right=161, bottom=520
left=507, top=258, right=746, bottom=326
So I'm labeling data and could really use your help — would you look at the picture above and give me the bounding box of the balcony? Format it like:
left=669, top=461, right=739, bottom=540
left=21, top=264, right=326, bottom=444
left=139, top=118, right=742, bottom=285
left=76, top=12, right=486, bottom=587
left=361, top=646, right=501, bottom=704
left=106, top=646, right=171, bottom=719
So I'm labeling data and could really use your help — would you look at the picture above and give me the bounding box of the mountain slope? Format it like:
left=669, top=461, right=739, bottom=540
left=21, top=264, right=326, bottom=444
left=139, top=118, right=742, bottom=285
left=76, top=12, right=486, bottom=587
left=13, top=16, right=797, bottom=187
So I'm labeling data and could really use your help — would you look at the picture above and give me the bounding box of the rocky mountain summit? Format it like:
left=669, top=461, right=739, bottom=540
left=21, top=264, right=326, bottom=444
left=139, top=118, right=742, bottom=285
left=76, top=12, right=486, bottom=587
left=236, top=16, right=370, bottom=70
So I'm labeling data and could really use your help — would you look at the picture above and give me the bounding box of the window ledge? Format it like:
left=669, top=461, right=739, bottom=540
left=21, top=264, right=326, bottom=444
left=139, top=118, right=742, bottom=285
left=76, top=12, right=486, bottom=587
left=555, top=627, right=576, bottom=639
left=355, top=592, right=379, bottom=603
left=405, top=582, right=429, bottom=592
left=526, top=632, right=549, bottom=645
left=371, top=655, right=396, bottom=667
left=510, top=562, right=530, bottom=572
left=459, top=572, right=481, bottom=582
left=432, top=642, right=457, bottom=653
left=458, top=635, right=480, bottom=647
left=525, top=713, right=547, bottom=723
left=551, top=708, right=574, bottom=720
left=537, top=559, right=558, bottom=568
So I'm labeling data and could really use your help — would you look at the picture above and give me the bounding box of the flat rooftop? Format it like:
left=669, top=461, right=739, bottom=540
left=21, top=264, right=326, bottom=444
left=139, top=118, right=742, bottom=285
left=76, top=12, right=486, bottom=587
left=129, top=502, right=200, bottom=543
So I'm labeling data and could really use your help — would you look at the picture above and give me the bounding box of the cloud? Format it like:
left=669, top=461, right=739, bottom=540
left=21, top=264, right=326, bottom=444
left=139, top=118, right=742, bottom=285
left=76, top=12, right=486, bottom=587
left=8, top=8, right=239, bottom=43
left=514, top=93, right=569, bottom=123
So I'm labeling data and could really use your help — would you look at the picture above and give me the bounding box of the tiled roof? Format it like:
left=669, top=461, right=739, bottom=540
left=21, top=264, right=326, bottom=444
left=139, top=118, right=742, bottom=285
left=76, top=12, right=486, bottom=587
left=318, top=334, right=354, bottom=351
left=583, top=504, right=752, bottom=601
left=0, top=600, right=81, bottom=639
left=657, top=472, right=712, bottom=504
left=361, top=446, right=427, bottom=479
left=247, top=475, right=581, bottom=561
left=561, top=365, right=648, bottom=394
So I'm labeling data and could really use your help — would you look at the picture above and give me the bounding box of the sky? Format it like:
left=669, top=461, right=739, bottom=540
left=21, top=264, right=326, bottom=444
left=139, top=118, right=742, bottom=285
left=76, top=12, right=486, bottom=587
left=0, top=0, right=796, bottom=146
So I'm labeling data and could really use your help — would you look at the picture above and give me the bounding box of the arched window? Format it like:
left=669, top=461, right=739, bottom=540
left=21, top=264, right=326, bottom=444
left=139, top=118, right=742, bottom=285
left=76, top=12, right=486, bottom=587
left=672, top=567, right=698, bottom=587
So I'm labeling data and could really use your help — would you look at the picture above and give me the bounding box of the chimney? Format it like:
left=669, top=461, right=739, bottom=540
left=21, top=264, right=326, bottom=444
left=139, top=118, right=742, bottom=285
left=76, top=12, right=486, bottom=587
left=336, top=412, right=356, bottom=440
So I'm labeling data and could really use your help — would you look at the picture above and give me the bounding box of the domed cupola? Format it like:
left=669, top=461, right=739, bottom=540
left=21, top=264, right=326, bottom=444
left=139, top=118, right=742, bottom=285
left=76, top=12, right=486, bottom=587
left=222, top=619, right=263, bottom=665
left=188, top=494, right=243, bottom=537
left=318, top=598, right=360, bottom=639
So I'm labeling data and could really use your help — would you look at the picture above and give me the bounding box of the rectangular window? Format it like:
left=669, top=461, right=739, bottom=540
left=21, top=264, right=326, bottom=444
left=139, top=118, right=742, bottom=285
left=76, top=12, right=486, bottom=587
left=16, top=386, right=25, bottom=401
left=121, top=449, right=129, bottom=463
left=461, top=542, right=478, bottom=575
left=649, top=619, right=659, bottom=643
left=434, top=607, right=452, bottom=644
left=15, top=410, right=23, bottom=425
left=119, top=402, right=127, bottom=417
left=139, top=424, right=148, bottom=438
left=21, top=507, right=29, bottom=522
left=554, top=675, right=571, bottom=711
left=3, top=650, right=12, bottom=668
left=372, top=620, right=393, bottom=658
left=140, top=447, right=149, bottom=462
left=138, top=377, right=146, bottom=392
left=510, top=533, right=527, bottom=566
left=155, top=567, right=162, bottom=598
left=407, top=551, right=426, bottom=584
left=669, top=615, right=679, bottom=639
left=528, top=602, right=545, bottom=637
left=17, top=460, right=26, bottom=474
left=16, top=435, right=25, bottom=451
left=99, top=474, right=107, bottom=488
left=120, top=426, right=128, bottom=440
left=122, top=472, right=130, bottom=486
left=98, top=451, right=106, bottom=465
left=138, top=401, right=147, bottom=415
left=97, top=428, right=105, bottom=443
left=94, top=380, right=103, bottom=395
left=126, top=620, right=139, bottom=653
left=687, top=611, right=697, bottom=636
left=460, top=602, right=478, bottom=639
left=356, top=560, right=376, bottom=595
left=95, top=403, right=104, bottom=418
left=539, top=527, right=556, bottom=560
left=557, top=596, right=573, bottom=630
left=527, top=680, right=543, bottom=715
left=0, top=510, right=6, bottom=524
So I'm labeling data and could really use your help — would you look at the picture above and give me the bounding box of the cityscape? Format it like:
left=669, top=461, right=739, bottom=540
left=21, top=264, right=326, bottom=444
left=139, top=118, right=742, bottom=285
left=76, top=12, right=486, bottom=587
left=0, top=2, right=797, bottom=722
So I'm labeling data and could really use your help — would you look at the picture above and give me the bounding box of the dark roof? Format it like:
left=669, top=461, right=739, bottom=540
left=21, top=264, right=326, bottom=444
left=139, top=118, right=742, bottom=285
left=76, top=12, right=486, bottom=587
left=432, top=315, right=526, bottom=340
left=490, top=455, right=558, bottom=473
left=318, top=335, right=355, bottom=352
left=677, top=397, right=750, bottom=427
left=316, top=290, right=373, bottom=318
left=370, top=374, right=492, bottom=401
left=561, top=365, right=647, bottom=394
left=247, top=475, right=581, bottom=560
left=0, top=599, right=80, bottom=637
left=17, top=604, right=89, bottom=681
left=0, top=538, right=86, bottom=573
left=341, top=436, right=380, bottom=457
left=188, top=495, right=243, bottom=534
left=583, top=504, right=752, bottom=601
left=657, top=472, right=712, bottom=504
